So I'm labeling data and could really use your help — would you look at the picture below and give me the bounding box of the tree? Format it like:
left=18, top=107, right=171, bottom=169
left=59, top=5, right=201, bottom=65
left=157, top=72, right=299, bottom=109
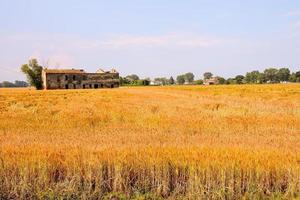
left=264, top=68, right=279, bottom=83
left=176, top=75, right=185, bottom=85
left=126, top=74, right=139, bottom=81
left=295, top=71, right=300, bottom=82
left=21, top=58, right=43, bottom=89
left=277, top=68, right=290, bottom=82
left=245, top=70, right=260, bottom=84
left=195, top=79, right=203, bottom=85
left=216, top=76, right=226, bottom=84
left=169, top=76, right=175, bottom=85
left=184, top=72, right=195, bottom=84
left=235, top=75, right=245, bottom=84
left=225, top=78, right=236, bottom=84
left=257, top=73, right=267, bottom=84
left=136, top=79, right=150, bottom=86
left=154, top=77, right=167, bottom=85
left=203, top=72, right=213, bottom=80
left=143, top=78, right=151, bottom=86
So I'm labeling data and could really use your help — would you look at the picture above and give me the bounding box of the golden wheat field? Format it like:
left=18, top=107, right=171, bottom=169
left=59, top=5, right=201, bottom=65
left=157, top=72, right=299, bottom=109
left=0, top=84, right=300, bottom=199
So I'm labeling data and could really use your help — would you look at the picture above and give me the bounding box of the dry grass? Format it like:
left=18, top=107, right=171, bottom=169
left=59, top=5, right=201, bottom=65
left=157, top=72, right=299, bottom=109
left=0, top=84, right=300, bottom=199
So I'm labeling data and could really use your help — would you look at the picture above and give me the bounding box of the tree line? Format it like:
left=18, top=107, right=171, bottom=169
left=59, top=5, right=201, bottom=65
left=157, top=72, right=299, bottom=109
left=0, top=80, right=28, bottom=88
left=120, top=67, right=300, bottom=86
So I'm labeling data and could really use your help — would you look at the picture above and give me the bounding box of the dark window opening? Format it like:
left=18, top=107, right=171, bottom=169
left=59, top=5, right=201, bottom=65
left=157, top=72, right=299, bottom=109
left=65, top=75, right=68, bottom=81
left=100, top=84, right=104, bottom=88
left=89, top=84, right=92, bottom=88
left=57, top=77, right=60, bottom=82
left=111, top=84, right=114, bottom=88
left=73, top=75, right=76, bottom=80
left=73, top=84, right=76, bottom=89
left=94, top=84, right=99, bottom=89
left=65, top=84, right=68, bottom=89
left=83, top=84, right=85, bottom=89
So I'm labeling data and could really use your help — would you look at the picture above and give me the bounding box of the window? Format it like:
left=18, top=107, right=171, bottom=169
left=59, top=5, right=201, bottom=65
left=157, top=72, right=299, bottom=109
left=73, top=75, right=76, bottom=80
left=65, top=75, right=68, bottom=81
left=65, top=84, right=68, bottom=89
left=83, top=84, right=85, bottom=89
left=100, top=84, right=104, bottom=88
left=89, top=84, right=92, bottom=88
left=111, top=84, right=114, bottom=88
left=73, top=84, right=76, bottom=89
left=94, top=84, right=99, bottom=89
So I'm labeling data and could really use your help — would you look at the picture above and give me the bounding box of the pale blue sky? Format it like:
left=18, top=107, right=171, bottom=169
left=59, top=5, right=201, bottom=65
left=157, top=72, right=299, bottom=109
left=0, top=0, right=300, bottom=81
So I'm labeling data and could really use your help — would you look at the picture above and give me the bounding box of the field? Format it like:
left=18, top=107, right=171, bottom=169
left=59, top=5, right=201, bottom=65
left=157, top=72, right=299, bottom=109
left=0, top=84, right=300, bottom=199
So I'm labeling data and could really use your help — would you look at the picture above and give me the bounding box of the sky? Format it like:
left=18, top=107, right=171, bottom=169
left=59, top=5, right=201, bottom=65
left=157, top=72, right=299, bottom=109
left=0, top=0, right=300, bottom=81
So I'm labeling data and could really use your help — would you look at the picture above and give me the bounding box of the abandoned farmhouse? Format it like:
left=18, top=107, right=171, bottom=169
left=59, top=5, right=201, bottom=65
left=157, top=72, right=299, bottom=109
left=42, top=68, right=119, bottom=90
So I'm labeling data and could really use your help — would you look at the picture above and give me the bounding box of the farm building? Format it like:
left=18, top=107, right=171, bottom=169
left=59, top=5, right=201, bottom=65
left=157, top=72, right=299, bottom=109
left=203, top=77, right=219, bottom=85
left=42, top=68, right=119, bottom=90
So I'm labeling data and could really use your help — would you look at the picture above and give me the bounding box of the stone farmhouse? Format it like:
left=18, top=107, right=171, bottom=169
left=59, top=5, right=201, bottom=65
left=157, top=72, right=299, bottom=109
left=42, top=68, right=119, bottom=90
left=203, top=77, right=219, bottom=85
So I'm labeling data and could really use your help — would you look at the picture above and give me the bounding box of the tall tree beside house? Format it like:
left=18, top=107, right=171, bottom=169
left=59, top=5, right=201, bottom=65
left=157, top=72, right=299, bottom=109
left=203, top=72, right=213, bottom=80
left=21, top=59, right=43, bottom=90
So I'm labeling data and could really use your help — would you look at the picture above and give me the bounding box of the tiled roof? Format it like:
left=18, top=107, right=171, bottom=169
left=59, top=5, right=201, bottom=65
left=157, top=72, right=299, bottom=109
left=43, top=69, right=85, bottom=74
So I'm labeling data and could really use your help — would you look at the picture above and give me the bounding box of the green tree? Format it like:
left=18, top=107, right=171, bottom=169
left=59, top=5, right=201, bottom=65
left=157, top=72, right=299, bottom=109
left=225, top=78, right=236, bottom=84
left=245, top=70, right=260, bottom=83
left=125, top=74, right=140, bottom=84
left=216, top=76, right=226, bottom=84
left=21, top=58, right=43, bottom=90
left=184, top=72, right=195, bottom=84
left=264, top=68, right=279, bottom=83
left=295, top=71, right=300, bottom=82
left=176, top=75, right=185, bottom=85
left=203, top=72, right=213, bottom=80
left=235, top=75, right=245, bottom=84
left=195, top=79, right=203, bottom=85
left=277, top=68, right=290, bottom=82
left=169, top=76, right=175, bottom=85
left=289, top=73, right=297, bottom=82
left=154, top=77, right=168, bottom=85
left=257, top=73, right=267, bottom=84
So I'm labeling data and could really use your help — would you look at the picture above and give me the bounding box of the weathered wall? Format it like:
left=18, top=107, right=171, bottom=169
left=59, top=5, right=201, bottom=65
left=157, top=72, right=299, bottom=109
left=44, top=73, right=119, bottom=90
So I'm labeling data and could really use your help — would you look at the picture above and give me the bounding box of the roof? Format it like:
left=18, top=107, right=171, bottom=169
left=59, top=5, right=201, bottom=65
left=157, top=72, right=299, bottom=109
left=96, top=68, right=118, bottom=73
left=96, top=69, right=105, bottom=73
left=43, top=69, right=85, bottom=74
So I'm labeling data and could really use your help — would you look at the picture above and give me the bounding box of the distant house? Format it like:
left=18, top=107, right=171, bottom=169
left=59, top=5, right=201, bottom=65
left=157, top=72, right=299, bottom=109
left=42, top=68, right=119, bottom=90
left=203, top=77, right=219, bottom=85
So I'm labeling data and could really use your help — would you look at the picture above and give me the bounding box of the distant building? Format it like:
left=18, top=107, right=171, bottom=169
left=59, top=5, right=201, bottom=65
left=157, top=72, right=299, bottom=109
left=42, top=68, right=119, bottom=90
left=203, top=77, right=219, bottom=85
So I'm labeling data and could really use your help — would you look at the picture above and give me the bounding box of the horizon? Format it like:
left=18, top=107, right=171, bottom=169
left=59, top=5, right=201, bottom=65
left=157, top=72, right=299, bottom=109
left=1, top=0, right=300, bottom=81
